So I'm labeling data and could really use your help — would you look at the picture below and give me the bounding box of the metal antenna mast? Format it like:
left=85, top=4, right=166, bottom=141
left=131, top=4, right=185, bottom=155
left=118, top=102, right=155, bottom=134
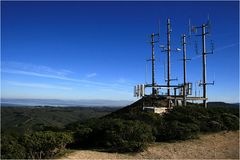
left=167, top=19, right=171, bottom=98
left=202, top=24, right=207, bottom=108
left=159, top=18, right=180, bottom=107
left=150, top=33, right=159, bottom=95
left=182, top=34, right=187, bottom=106
left=181, top=34, right=191, bottom=106
left=191, top=18, right=214, bottom=108
left=201, top=23, right=214, bottom=108
left=151, top=33, right=155, bottom=95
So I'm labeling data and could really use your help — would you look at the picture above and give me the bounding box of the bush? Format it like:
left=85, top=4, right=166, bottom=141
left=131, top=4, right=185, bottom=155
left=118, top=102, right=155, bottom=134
left=1, top=134, right=26, bottom=159
left=161, top=106, right=239, bottom=134
left=206, top=120, right=223, bottom=132
left=102, top=119, right=155, bottom=152
left=221, top=113, right=239, bottom=130
left=157, top=121, right=200, bottom=141
left=70, top=118, right=155, bottom=152
left=22, top=131, right=73, bottom=159
left=68, top=125, right=93, bottom=148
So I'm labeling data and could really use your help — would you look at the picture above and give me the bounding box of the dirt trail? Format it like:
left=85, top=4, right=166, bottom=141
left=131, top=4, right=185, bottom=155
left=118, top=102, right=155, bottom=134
left=61, top=131, right=239, bottom=159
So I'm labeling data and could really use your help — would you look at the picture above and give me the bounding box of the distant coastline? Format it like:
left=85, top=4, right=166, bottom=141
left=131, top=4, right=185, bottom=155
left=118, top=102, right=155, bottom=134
left=0, top=98, right=133, bottom=107
left=1, top=98, right=239, bottom=108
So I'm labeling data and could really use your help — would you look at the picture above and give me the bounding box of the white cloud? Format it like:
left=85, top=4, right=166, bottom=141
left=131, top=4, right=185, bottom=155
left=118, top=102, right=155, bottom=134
left=117, top=78, right=126, bottom=83
left=191, top=42, right=239, bottom=60
left=86, top=73, right=97, bottom=78
left=214, top=42, right=239, bottom=52
left=6, top=81, right=72, bottom=90
left=1, top=61, right=74, bottom=77
left=1, top=61, right=134, bottom=94
left=116, top=78, right=135, bottom=86
left=2, top=69, right=72, bottom=81
left=2, top=69, right=107, bottom=86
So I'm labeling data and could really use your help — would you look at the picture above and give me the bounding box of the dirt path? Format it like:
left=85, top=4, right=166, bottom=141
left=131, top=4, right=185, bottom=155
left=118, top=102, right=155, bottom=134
left=61, top=131, right=239, bottom=159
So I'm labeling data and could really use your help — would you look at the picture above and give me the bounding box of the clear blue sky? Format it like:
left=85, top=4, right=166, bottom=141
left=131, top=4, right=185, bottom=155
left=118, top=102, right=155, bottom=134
left=1, top=1, right=239, bottom=103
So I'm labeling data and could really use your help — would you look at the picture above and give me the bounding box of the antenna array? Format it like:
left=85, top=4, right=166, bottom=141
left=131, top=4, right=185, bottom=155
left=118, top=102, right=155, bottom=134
left=134, top=17, right=215, bottom=108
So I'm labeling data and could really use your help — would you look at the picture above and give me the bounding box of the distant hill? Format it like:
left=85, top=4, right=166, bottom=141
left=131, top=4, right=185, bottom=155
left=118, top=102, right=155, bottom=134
left=1, top=98, right=133, bottom=107
left=1, top=106, right=120, bottom=134
left=207, top=102, right=239, bottom=108
left=2, top=97, right=238, bottom=135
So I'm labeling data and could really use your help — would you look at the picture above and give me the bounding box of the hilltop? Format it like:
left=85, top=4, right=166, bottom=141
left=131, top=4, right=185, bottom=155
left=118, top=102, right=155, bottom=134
left=106, top=96, right=169, bottom=116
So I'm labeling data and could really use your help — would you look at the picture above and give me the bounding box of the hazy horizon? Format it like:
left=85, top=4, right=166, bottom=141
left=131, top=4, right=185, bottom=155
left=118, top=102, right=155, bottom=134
left=1, top=98, right=134, bottom=107
left=1, top=98, right=239, bottom=107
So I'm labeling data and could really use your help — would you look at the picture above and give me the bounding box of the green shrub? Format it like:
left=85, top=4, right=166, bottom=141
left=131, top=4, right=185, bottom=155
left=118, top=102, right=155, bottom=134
left=221, top=113, right=239, bottom=130
left=162, top=106, right=239, bottom=134
left=206, top=120, right=223, bottom=132
left=68, top=125, right=93, bottom=148
left=157, top=121, right=200, bottom=141
left=22, top=131, right=73, bottom=159
left=104, top=119, right=155, bottom=152
left=1, top=134, right=26, bottom=159
left=70, top=118, right=155, bottom=152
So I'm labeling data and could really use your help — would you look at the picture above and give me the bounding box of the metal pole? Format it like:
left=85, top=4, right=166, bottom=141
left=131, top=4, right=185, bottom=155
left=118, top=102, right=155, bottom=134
left=202, top=24, right=207, bottom=108
left=174, top=88, right=177, bottom=106
left=151, top=33, right=155, bottom=95
left=167, top=19, right=171, bottom=107
left=195, top=81, right=197, bottom=97
left=145, top=61, right=147, bottom=84
left=182, top=34, right=187, bottom=106
left=167, top=19, right=171, bottom=96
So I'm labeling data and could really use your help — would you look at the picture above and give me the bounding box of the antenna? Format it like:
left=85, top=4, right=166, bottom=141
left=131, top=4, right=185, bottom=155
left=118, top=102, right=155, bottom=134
left=210, top=40, right=214, bottom=53
left=158, top=19, right=161, bottom=42
left=195, top=81, right=197, bottom=97
left=150, top=33, right=159, bottom=95
left=133, top=18, right=216, bottom=109
left=158, top=18, right=180, bottom=107
left=167, top=18, right=171, bottom=103
left=151, top=33, right=155, bottom=96
left=202, top=24, right=208, bottom=108
left=213, top=72, right=215, bottom=84
left=190, top=20, right=214, bottom=108
left=145, top=60, right=148, bottom=84
left=181, top=34, right=191, bottom=106
left=164, top=59, right=166, bottom=81
left=188, top=19, right=192, bottom=37
left=206, top=14, right=212, bottom=35
left=206, top=14, right=210, bottom=25
left=194, top=39, right=199, bottom=55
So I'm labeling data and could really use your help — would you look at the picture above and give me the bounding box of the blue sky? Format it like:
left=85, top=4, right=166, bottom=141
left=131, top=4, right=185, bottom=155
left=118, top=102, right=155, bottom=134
left=1, top=1, right=239, bottom=103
